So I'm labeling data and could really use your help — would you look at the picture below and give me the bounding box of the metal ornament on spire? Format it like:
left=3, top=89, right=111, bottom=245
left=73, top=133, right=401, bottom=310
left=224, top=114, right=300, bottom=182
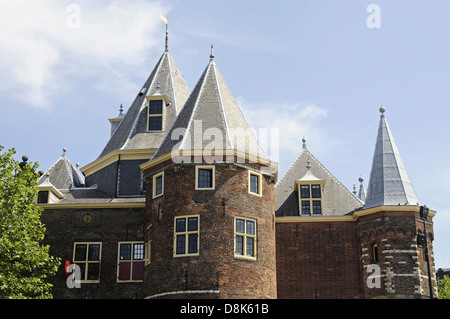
left=160, top=14, right=169, bottom=52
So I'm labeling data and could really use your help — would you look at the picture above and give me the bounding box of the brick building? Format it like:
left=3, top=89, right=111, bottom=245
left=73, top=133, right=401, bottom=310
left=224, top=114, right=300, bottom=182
left=37, top=34, right=437, bottom=299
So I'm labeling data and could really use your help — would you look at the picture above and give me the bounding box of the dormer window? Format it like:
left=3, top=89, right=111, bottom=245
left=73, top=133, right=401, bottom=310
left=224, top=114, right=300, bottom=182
left=295, top=159, right=325, bottom=216
left=300, top=184, right=322, bottom=215
left=148, top=99, right=163, bottom=131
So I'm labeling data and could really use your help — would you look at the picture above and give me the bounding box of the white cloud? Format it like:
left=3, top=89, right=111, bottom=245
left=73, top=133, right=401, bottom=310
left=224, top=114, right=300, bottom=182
left=236, top=96, right=332, bottom=174
left=0, top=0, right=170, bottom=108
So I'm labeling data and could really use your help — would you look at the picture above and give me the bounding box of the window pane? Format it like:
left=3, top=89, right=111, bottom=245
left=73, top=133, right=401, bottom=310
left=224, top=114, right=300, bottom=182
left=120, top=243, right=132, bottom=260
left=246, top=220, right=255, bottom=235
left=198, top=169, right=212, bottom=188
left=74, top=244, right=87, bottom=261
left=78, top=263, right=86, bottom=280
left=311, top=185, right=321, bottom=198
left=176, top=218, right=186, bottom=232
left=187, top=217, right=198, bottom=232
left=301, top=201, right=311, bottom=215
left=37, top=191, right=49, bottom=204
left=176, top=235, right=186, bottom=254
left=250, top=174, right=259, bottom=193
left=145, top=226, right=153, bottom=243
left=188, top=234, right=198, bottom=254
left=300, top=185, right=310, bottom=198
left=312, top=200, right=322, bottom=215
left=246, top=237, right=254, bottom=257
left=155, top=175, right=163, bottom=195
left=148, top=116, right=162, bottom=130
left=133, top=243, right=144, bottom=260
left=87, top=263, right=100, bottom=281
left=235, top=235, right=243, bottom=255
left=88, top=244, right=100, bottom=261
left=236, top=219, right=245, bottom=234
left=149, top=100, right=163, bottom=114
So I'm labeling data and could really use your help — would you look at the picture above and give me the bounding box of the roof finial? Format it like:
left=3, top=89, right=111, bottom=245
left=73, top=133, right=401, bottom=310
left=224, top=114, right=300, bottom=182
left=379, top=105, right=385, bottom=117
left=306, top=158, right=311, bottom=170
left=302, top=137, right=307, bottom=149
left=160, top=14, right=169, bottom=52
left=210, top=44, right=214, bottom=60
left=119, top=103, right=123, bottom=114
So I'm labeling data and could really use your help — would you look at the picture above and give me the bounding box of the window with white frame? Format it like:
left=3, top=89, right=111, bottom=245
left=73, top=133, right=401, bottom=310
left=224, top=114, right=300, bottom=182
left=148, top=99, right=163, bottom=131
left=145, top=225, right=152, bottom=266
left=248, top=171, right=262, bottom=196
left=117, top=242, right=144, bottom=282
left=195, top=166, right=215, bottom=190
left=152, top=172, right=164, bottom=199
left=299, top=184, right=323, bottom=215
left=234, top=217, right=256, bottom=259
left=174, top=216, right=199, bottom=256
left=73, top=242, right=102, bottom=283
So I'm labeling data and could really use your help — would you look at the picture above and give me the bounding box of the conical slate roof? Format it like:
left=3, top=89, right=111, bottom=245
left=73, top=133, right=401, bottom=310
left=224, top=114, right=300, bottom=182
left=364, top=107, right=420, bottom=208
left=38, top=148, right=84, bottom=190
left=275, top=140, right=363, bottom=216
left=98, top=51, right=190, bottom=158
left=152, top=52, right=268, bottom=162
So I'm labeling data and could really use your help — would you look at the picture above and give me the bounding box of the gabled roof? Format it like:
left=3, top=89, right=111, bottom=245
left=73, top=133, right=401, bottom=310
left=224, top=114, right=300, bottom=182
left=152, top=52, right=268, bottom=162
left=98, top=51, right=190, bottom=158
left=275, top=141, right=363, bottom=217
left=38, top=148, right=84, bottom=190
left=364, top=107, right=420, bottom=208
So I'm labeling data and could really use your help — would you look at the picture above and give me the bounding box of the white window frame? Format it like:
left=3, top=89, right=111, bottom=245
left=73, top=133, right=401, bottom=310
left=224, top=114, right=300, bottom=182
left=195, top=165, right=215, bottom=190
left=145, top=224, right=152, bottom=266
left=174, top=215, right=200, bottom=257
left=248, top=170, right=262, bottom=196
left=234, top=217, right=257, bottom=260
left=147, top=98, right=165, bottom=132
left=152, top=171, right=164, bottom=199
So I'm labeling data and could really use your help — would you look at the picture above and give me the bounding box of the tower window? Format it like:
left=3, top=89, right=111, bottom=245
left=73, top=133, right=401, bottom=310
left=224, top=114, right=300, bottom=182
left=371, top=243, right=379, bottom=263
left=234, top=217, right=256, bottom=259
left=195, top=166, right=215, bottom=190
left=144, top=225, right=152, bottom=266
left=152, top=172, right=164, bottom=199
left=148, top=99, right=163, bottom=131
left=174, top=216, right=199, bottom=257
left=248, top=171, right=262, bottom=196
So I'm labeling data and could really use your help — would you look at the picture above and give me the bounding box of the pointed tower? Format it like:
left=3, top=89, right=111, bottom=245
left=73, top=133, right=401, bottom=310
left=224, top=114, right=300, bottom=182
left=364, top=106, right=420, bottom=208
left=141, top=48, right=277, bottom=299
left=81, top=33, right=190, bottom=197
left=356, top=107, right=437, bottom=299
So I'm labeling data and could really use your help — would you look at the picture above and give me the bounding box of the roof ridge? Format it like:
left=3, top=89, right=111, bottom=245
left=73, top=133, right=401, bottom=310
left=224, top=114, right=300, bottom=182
left=179, top=60, right=212, bottom=151
left=211, top=61, right=233, bottom=149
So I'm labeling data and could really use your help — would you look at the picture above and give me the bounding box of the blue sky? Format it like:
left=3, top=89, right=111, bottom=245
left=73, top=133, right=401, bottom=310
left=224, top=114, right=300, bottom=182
left=0, top=0, right=449, bottom=270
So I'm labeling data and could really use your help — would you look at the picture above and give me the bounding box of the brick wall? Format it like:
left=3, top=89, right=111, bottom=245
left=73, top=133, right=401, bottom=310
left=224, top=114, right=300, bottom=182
left=357, top=210, right=437, bottom=298
left=143, top=159, right=277, bottom=299
left=276, top=220, right=362, bottom=299
left=41, top=207, right=145, bottom=299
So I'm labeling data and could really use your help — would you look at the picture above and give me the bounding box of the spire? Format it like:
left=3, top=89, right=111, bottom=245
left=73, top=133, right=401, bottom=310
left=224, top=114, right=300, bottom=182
left=358, top=176, right=366, bottom=202
left=152, top=49, right=268, bottom=163
left=97, top=43, right=190, bottom=158
left=364, top=107, right=420, bottom=208
left=160, top=14, right=169, bottom=52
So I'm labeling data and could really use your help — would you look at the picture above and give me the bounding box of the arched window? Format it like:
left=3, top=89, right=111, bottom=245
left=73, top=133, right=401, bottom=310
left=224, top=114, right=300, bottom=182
left=371, top=242, right=379, bottom=263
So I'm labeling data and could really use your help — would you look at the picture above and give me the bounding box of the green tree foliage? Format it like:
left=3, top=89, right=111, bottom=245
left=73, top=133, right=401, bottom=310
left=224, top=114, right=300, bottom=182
left=0, top=146, right=59, bottom=299
left=438, top=275, right=450, bottom=299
